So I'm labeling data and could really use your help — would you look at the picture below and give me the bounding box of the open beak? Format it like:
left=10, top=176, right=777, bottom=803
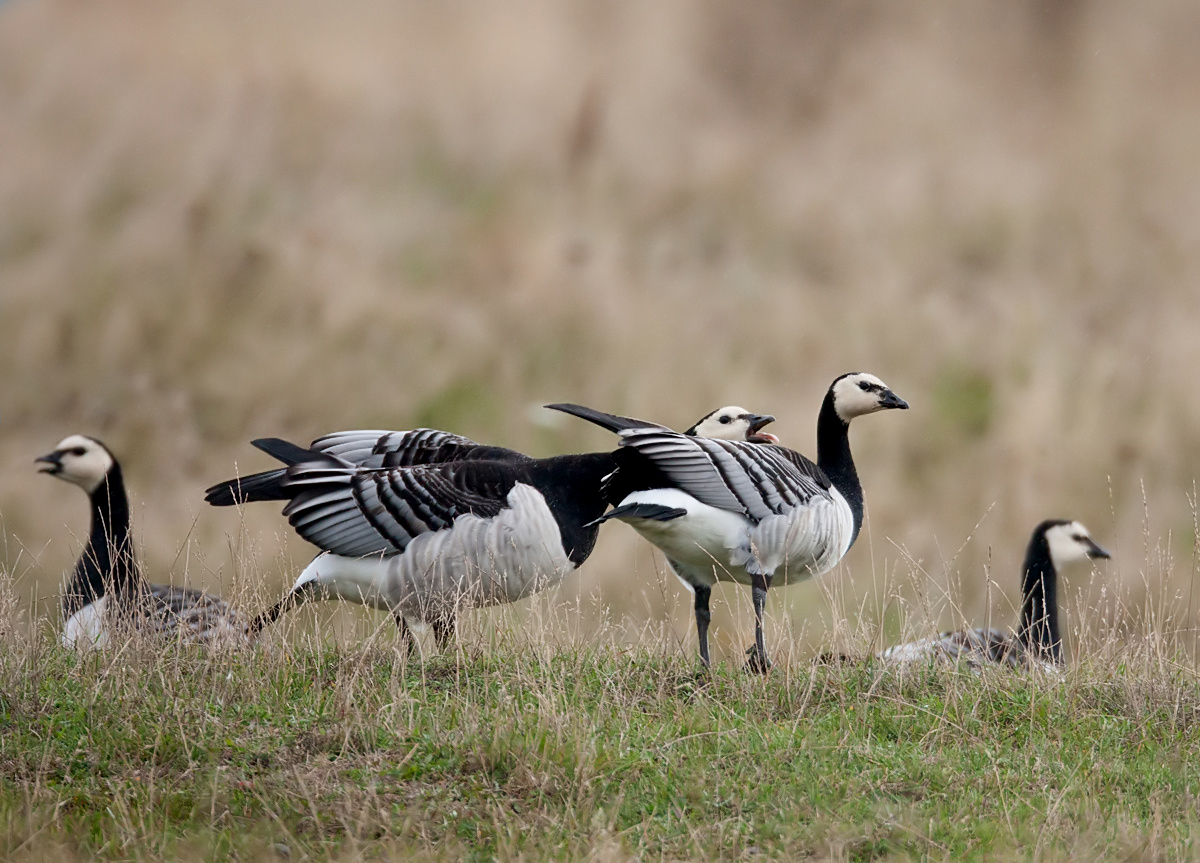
left=879, top=389, right=909, bottom=411
left=1085, top=538, right=1112, bottom=560
left=745, top=414, right=779, bottom=444
left=35, top=451, right=63, bottom=475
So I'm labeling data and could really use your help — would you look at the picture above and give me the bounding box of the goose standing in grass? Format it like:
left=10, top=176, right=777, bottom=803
left=880, top=520, right=1111, bottom=671
left=205, top=408, right=775, bottom=650
left=37, top=435, right=247, bottom=649
left=548, top=372, right=909, bottom=672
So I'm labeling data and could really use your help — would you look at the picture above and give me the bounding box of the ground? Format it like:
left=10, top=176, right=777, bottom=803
left=2, top=633, right=1196, bottom=862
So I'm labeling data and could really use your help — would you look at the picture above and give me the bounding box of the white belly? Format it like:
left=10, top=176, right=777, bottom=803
left=62, top=597, right=109, bottom=650
left=613, top=487, right=855, bottom=588
left=291, top=483, right=575, bottom=619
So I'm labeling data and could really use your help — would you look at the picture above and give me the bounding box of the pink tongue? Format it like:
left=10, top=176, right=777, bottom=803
left=752, top=432, right=780, bottom=444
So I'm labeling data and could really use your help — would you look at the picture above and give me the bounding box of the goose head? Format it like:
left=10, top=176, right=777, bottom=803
left=1040, top=520, right=1111, bottom=571
left=829, top=372, right=909, bottom=423
left=685, top=406, right=779, bottom=443
left=36, top=435, right=115, bottom=495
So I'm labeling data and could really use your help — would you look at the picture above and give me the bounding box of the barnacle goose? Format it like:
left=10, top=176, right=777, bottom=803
left=549, top=372, right=908, bottom=672
left=880, top=520, right=1111, bottom=671
left=36, top=435, right=247, bottom=649
left=204, top=408, right=774, bottom=648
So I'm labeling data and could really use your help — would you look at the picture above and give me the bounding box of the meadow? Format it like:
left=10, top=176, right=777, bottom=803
left=2, top=607, right=1200, bottom=862
left=3, top=1, right=1200, bottom=858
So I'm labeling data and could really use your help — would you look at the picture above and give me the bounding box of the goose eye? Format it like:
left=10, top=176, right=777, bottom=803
left=858, top=381, right=871, bottom=391
left=70, top=447, right=86, bottom=456
left=718, top=415, right=732, bottom=424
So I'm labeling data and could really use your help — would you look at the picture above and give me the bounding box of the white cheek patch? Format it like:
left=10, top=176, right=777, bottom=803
left=702, top=420, right=749, bottom=441
left=833, top=376, right=887, bottom=421
left=51, top=436, right=114, bottom=493
left=1045, top=522, right=1093, bottom=569
left=691, top=407, right=754, bottom=441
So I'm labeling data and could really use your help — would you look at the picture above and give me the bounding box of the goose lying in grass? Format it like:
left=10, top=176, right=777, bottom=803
left=37, top=435, right=247, bottom=649
left=880, top=519, right=1111, bottom=671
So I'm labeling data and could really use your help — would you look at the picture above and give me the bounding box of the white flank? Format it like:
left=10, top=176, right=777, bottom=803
left=62, top=596, right=109, bottom=650
left=612, top=487, right=854, bottom=588
left=290, top=483, right=574, bottom=620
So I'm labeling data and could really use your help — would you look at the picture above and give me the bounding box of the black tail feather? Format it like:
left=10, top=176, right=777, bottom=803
left=544, top=403, right=664, bottom=434
left=206, top=439, right=345, bottom=507
left=204, top=469, right=288, bottom=506
left=250, top=590, right=302, bottom=634
left=587, top=502, right=687, bottom=527
left=251, top=437, right=326, bottom=466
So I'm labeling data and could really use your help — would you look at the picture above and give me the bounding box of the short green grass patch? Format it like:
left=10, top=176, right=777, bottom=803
left=2, top=641, right=1199, bottom=861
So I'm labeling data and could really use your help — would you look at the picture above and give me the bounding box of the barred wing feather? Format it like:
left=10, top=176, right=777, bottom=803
left=280, top=461, right=513, bottom=559
left=616, top=430, right=834, bottom=523
left=311, top=428, right=522, bottom=469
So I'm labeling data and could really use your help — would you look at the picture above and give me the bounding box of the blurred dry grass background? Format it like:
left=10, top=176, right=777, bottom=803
left=3, top=0, right=1200, bottom=663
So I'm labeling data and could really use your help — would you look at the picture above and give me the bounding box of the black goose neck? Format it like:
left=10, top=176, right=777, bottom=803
left=64, top=464, right=142, bottom=618
left=535, top=453, right=617, bottom=567
left=816, top=390, right=863, bottom=543
left=1017, top=528, right=1063, bottom=663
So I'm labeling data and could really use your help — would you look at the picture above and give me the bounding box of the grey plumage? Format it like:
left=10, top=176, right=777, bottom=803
left=552, top=374, right=908, bottom=671
left=615, top=430, right=835, bottom=521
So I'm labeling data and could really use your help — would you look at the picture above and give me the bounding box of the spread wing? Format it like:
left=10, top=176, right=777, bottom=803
left=614, top=430, right=833, bottom=523
left=311, top=428, right=527, bottom=468
left=279, top=460, right=519, bottom=557
left=205, top=429, right=526, bottom=507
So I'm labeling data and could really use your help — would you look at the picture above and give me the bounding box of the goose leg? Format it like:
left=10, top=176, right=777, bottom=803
left=391, top=611, right=418, bottom=656
left=745, top=572, right=773, bottom=674
left=430, top=612, right=455, bottom=651
left=250, top=589, right=302, bottom=635
left=693, top=584, right=713, bottom=667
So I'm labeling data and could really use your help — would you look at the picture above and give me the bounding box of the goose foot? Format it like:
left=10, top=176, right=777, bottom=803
left=744, top=644, right=773, bottom=674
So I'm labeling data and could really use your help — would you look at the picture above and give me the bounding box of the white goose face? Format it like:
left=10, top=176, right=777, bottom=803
left=1045, top=521, right=1111, bottom=570
left=36, top=435, right=115, bottom=494
left=830, top=373, right=909, bottom=423
left=686, top=406, right=779, bottom=443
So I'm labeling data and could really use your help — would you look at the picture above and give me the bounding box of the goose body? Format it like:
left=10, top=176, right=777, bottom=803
left=549, top=372, right=908, bottom=671
left=205, top=407, right=775, bottom=647
left=37, top=435, right=247, bottom=649
left=881, top=520, right=1111, bottom=671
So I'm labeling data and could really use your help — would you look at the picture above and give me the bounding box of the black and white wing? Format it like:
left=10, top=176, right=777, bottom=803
left=614, top=429, right=834, bottom=523
left=311, top=428, right=526, bottom=469
left=205, top=429, right=524, bottom=507
left=279, top=460, right=517, bottom=558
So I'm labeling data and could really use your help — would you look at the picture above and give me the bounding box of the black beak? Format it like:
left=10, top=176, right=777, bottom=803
left=879, top=389, right=909, bottom=410
left=35, top=451, right=63, bottom=475
left=1085, top=538, right=1112, bottom=560
left=745, top=414, right=776, bottom=435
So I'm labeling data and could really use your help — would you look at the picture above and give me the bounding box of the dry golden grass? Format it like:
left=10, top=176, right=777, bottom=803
left=3, top=0, right=1200, bottom=663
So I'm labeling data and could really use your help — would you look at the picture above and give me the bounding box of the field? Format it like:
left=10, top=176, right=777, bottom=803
left=2, top=618, right=1200, bottom=862
left=3, top=1, right=1200, bottom=859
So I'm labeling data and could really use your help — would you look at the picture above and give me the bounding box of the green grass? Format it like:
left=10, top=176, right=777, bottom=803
left=2, top=637, right=1198, bottom=862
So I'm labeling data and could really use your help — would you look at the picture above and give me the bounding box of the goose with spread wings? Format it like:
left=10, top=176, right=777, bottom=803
left=549, top=372, right=908, bottom=672
left=204, top=407, right=776, bottom=650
